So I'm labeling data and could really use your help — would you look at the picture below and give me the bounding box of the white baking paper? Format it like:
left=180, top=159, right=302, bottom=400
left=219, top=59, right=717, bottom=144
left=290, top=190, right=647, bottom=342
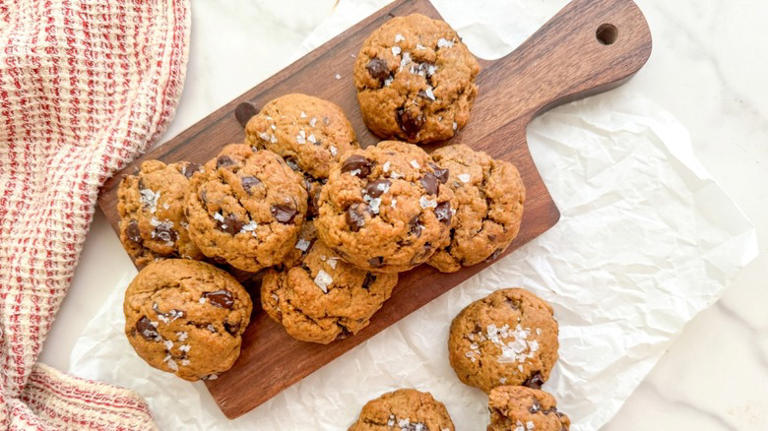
left=69, top=1, right=758, bottom=430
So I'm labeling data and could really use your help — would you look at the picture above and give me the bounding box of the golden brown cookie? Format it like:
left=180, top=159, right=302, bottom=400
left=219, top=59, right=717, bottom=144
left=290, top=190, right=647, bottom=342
left=354, top=13, right=480, bottom=144
left=261, top=235, right=397, bottom=344
left=427, top=144, right=525, bottom=273
left=123, top=259, right=253, bottom=381
left=316, top=141, right=455, bottom=273
left=185, top=144, right=308, bottom=272
left=449, top=288, right=559, bottom=393
left=348, top=388, right=455, bottom=431
left=244, top=93, right=359, bottom=180
left=488, top=386, right=570, bottom=431
left=117, top=160, right=204, bottom=267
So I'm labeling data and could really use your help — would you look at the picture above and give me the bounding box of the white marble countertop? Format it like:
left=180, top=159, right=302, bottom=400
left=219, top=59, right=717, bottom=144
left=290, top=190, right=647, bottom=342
left=40, top=0, right=767, bottom=429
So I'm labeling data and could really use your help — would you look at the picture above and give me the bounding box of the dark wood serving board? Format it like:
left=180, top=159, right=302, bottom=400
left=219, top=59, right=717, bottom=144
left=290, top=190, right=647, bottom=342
left=97, top=0, right=651, bottom=419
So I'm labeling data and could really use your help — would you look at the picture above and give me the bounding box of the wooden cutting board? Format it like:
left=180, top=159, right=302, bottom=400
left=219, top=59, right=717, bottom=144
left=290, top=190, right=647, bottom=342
left=97, top=0, right=651, bottom=419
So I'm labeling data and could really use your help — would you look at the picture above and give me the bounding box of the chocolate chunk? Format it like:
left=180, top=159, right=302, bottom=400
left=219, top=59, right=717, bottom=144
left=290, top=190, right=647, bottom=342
left=341, top=155, right=372, bottom=178
left=396, top=108, right=424, bottom=138
left=429, top=163, right=449, bottom=183
left=529, top=399, right=541, bottom=414
left=284, top=157, right=300, bottom=171
left=136, top=316, right=159, bottom=341
left=336, top=326, right=353, bottom=340
left=487, top=248, right=503, bottom=262
left=368, top=256, right=384, bottom=268
left=203, top=290, right=234, bottom=309
left=200, top=190, right=208, bottom=204
left=419, top=173, right=438, bottom=195
left=223, top=321, right=240, bottom=335
left=366, top=57, right=390, bottom=83
left=362, top=272, right=376, bottom=290
left=153, top=223, right=178, bottom=243
left=182, top=162, right=201, bottom=179
left=409, top=215, right=423, bottom=237
left=434, top=201, right=452, bottom=225
left=346, top=203, right=371, bottom=232
left=234, top=102, right=258, bottom=128
left=306, top=179, right=322, bottom=219
left=364, top=179, right=391, bottom=198
left=241, top=176, right=261, bottom=194
left=216, top=155, right=235, bottom=169
left=523, top=372, right=544, bottom=389
left=218, top=213, right=244, bottom=234
left=271, top=204, right=298, bottom=224
left=126, top=220, right=142, bottom=243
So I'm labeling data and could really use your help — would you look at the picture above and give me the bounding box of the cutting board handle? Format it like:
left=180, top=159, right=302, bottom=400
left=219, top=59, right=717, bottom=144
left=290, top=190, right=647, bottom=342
left=478, top=0, right=652, bottom=124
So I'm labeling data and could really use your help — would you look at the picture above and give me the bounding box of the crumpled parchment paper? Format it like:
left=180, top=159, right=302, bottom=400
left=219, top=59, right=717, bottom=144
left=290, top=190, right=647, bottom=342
left=69, top=1, right=758, bottom=430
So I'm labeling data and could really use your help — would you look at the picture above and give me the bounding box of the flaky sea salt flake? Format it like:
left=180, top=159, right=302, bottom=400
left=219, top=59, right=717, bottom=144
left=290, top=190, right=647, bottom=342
left=314, top=270, right=333, bottom=293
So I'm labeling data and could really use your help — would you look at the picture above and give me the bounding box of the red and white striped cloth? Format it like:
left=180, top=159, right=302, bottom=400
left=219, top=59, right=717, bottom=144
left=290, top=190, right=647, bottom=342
left=0, top=1, right=189, bottom=429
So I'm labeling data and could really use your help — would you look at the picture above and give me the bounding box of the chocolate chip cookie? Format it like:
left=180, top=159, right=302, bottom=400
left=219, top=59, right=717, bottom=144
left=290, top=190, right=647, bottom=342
left=261, top=235, right=397, bottom=344
left=316, top=141, right=455, bottom=273
left=348, top=388, right=455, bottom=431
left=123, top=259, right=252, bottom=381
left=117, top=160, right=204, bottom=267
left=449, top=288, right=559, bottom=393
left=488, top=386, right=570, bottom=431
left=185, top=144, right=308, bottom=272
left=244, top=93, right=359, bottom=180
left=354, top=13, right=480, bottom=144
left=427, top=144, right=525, bottom=273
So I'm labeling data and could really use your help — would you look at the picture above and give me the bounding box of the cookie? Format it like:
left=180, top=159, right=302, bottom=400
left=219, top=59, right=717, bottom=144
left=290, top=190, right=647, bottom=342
left=117, top=160, right=205, bottom=267
left=348, top=388, right=455, bottom=431
left=185, top=144, right=308, bottom=272
left=427, top=144, right=525, bottom=273
left=449, top=288, right=559, bottom=393
left=123, top=259, right=253, bottom=381
left=316, top=140, right=455, bottom=273
left=488, top=386, right=570, bottom=431
left=244, top=93, right=359, bottom=180
left=354, top=13, right=480, bottom=144
left=261, top=234, right=398, bottom=344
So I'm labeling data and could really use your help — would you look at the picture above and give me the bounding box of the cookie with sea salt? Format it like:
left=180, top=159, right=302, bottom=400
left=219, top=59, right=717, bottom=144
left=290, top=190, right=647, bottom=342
left=118, top=160, right=205, bottom=267
left=449, top=288, right=559, bottom=393
left=427, top=144, right=525, bottom=273
left=123, top=259, right=252, bottom=381
left=488, top=386, right=570, bottom=431
left=185, top=144, right=308, bottom=272
left=316, top=140, right=455, bottom=273
left=348, top=388, right=455, bottom=431
left=354, top=13, right=480, bottom=144
left=261, top=234, right=397, bottom=344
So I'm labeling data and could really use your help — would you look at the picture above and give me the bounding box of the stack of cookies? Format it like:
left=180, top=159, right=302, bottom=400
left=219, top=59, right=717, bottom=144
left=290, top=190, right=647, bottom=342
left=117, top=12, right=568, bottom=429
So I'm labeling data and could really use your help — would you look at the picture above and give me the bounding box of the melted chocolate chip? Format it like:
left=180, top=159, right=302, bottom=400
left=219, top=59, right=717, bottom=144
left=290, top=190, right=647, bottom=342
left=271, top=204, right=298, bottom=223
left=368, top=256, right=384, bottom=268
left=153, top=223, right=178, bottom=243
left=126, top=220, right=142, bottom=243
left=434, top=201, right=452, bottom=225
left=136, top=316, right=159, bottom=341
left=341, top=155, right=373, bottom=178
left=396, top=108, right=424, bottom=138
left=364, top=179, right=390, bottom=198
left=429, top=163, right=449, bottom=183
left=336, top=326, right=353, bottom=340
left=200, top=190, right=208, bottom=204
left=409, top=215, right=424, bottom=237
left=346, top=203, right=371, bottom=232
left=241, top=176, right=261, bottom=194
left=362, top=272, right=376, bottom=290
left=223, top=321, right=240, bottom=335
left=420, top=173, right=438, bottom=195
left=529, top=399, right=541, bottom=414
left=183, top=162, right=201, bottom=179
left=203, top=290, right=235, bottom=309
left=487, top=248, right=503, bottom=262
left=366, top=58, right=389, bottom=83
left=234, top=102, right=258, bottom=128
left=218, top=213, right=244, bottom=234
left=523, top=372, right=544, bottom=389
left=216, top=155, right=235, bottom=169
left=306, top=179, right=321, bottom=219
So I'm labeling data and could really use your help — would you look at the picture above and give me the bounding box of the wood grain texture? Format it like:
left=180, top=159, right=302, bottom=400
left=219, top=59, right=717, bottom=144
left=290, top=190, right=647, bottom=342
left=97, top=0, right=651, bottom=419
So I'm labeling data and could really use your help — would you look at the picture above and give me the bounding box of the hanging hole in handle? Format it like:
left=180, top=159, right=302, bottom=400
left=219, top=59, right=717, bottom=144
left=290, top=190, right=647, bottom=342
left=596, top=23, right=618, bottom=45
